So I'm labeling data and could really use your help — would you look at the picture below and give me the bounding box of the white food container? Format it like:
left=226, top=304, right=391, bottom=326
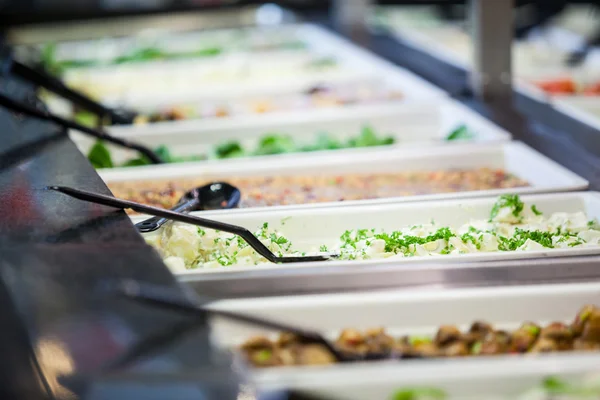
left=138, top=191, right=599, bottom=275
left=72, top=101, right=510, bottom=163
left=50, top=24, right=444, bottom=106
left=208, top=282, right=600, bottom=398
left=102, top=141, right=588, bottom=207
left=554, top=96, right=600, bottom=130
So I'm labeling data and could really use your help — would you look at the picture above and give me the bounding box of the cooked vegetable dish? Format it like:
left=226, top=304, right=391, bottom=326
left=110, top=168, right=527, bottom=211
left=144, top=195, right=600, bottom=271
left=239, top=304, right=600, bottom=367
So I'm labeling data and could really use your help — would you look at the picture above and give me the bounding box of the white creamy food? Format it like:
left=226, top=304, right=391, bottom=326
left=144, top=195, right=600, bottom=272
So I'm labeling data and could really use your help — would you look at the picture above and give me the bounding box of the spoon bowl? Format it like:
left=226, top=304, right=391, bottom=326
left=135, top=181, right=241, bottom=233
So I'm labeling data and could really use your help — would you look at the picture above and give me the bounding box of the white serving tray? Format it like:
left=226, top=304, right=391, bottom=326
left=208, top=282, right=600, bottom=397
left=138, top=191, right=600, bottom=274
left=102, top=141, right=587, bottom=205
left=72, top=101, right=510, bottom=163
left=553, top=96, right=600, bottom=130
left=59, top=23, right=445, bottom=105
left=260, top=358, right=600, bottom=400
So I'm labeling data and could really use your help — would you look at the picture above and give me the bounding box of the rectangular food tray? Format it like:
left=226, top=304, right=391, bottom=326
left=72, top=101, right=510, bottom=163
left=136, top=191, right=600, bottom=275
left=55, top=23, right=445, bottom=105
left=553, top=96, right=600, bottom=130
left=208, top=282, right=600, bottom=397
left=102, top=141, right=588, bottom=210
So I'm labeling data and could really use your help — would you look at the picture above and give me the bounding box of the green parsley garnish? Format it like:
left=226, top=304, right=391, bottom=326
left=197, top=228, right=206, bottom=236
left=489, top=194, right=524, bottom=221
left=531, top=204, right=543, bottom=216
left=445, top=124, right=474, bottom=141
left=497, top=228, right=554, bottom=251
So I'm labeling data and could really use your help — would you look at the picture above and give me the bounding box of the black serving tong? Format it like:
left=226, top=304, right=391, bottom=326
left=47, top=186, right=335, bottom=263
left=105, top=280, right=354, bottom=363
left=135, top=182, right=242, bottom=233
left=3, top=55, right=137, bottom=125
left=0, top=92, right=163, bottom=164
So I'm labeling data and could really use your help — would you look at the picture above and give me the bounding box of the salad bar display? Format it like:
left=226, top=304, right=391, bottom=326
left=5, top=6, right=600, bottom=400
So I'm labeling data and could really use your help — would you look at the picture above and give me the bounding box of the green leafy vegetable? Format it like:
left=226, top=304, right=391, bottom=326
left=300, top=132, right=344, bottom=152
left=87, top=127, right=396, bottom=169
left=121, top=157, right=152, bottom=167
left=87, top=140, right=114, bottom=169
left=215, top=141, right=245, bottom=159
left=489, top=194, right=524, bottom=221
left=253, top=134, right=296, bottom=156
left=154, top=145, right=174, bottom=163
left=391, top=387, right=447, bottom=400
left=348, top=126, right=395, bottom=148
left=446, top=124, right=475, bottom=141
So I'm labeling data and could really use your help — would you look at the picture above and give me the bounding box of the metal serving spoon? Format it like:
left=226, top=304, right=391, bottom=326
left=135, top=182, right=241, bottom=233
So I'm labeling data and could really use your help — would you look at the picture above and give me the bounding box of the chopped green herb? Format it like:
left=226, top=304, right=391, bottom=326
left=319, top=245, right=328, bottom=252
left=445, top=124, right=474, bottom=141
left=489, top=194, right=524, bottom=221
left=471, top=341, right=482, bottom=354
left=531, top=204, right=543, bottom=216
left=497, top=228, right=554, bottom=251
left=197, top=228, right=206, bottom=236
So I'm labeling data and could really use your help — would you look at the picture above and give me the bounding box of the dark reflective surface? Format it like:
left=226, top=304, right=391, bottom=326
left=0, top=80, right=240, bottom=399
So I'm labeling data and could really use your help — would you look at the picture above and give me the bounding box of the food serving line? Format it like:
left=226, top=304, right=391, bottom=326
left=5, top=6, right=600, bottom=400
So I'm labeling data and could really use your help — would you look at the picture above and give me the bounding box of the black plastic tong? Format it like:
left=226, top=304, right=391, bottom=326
left=4, top=56, right=137, bottom=125
left=48, top=185, right=334, bottom=264
left=0, top=93, right=163, bottom=164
